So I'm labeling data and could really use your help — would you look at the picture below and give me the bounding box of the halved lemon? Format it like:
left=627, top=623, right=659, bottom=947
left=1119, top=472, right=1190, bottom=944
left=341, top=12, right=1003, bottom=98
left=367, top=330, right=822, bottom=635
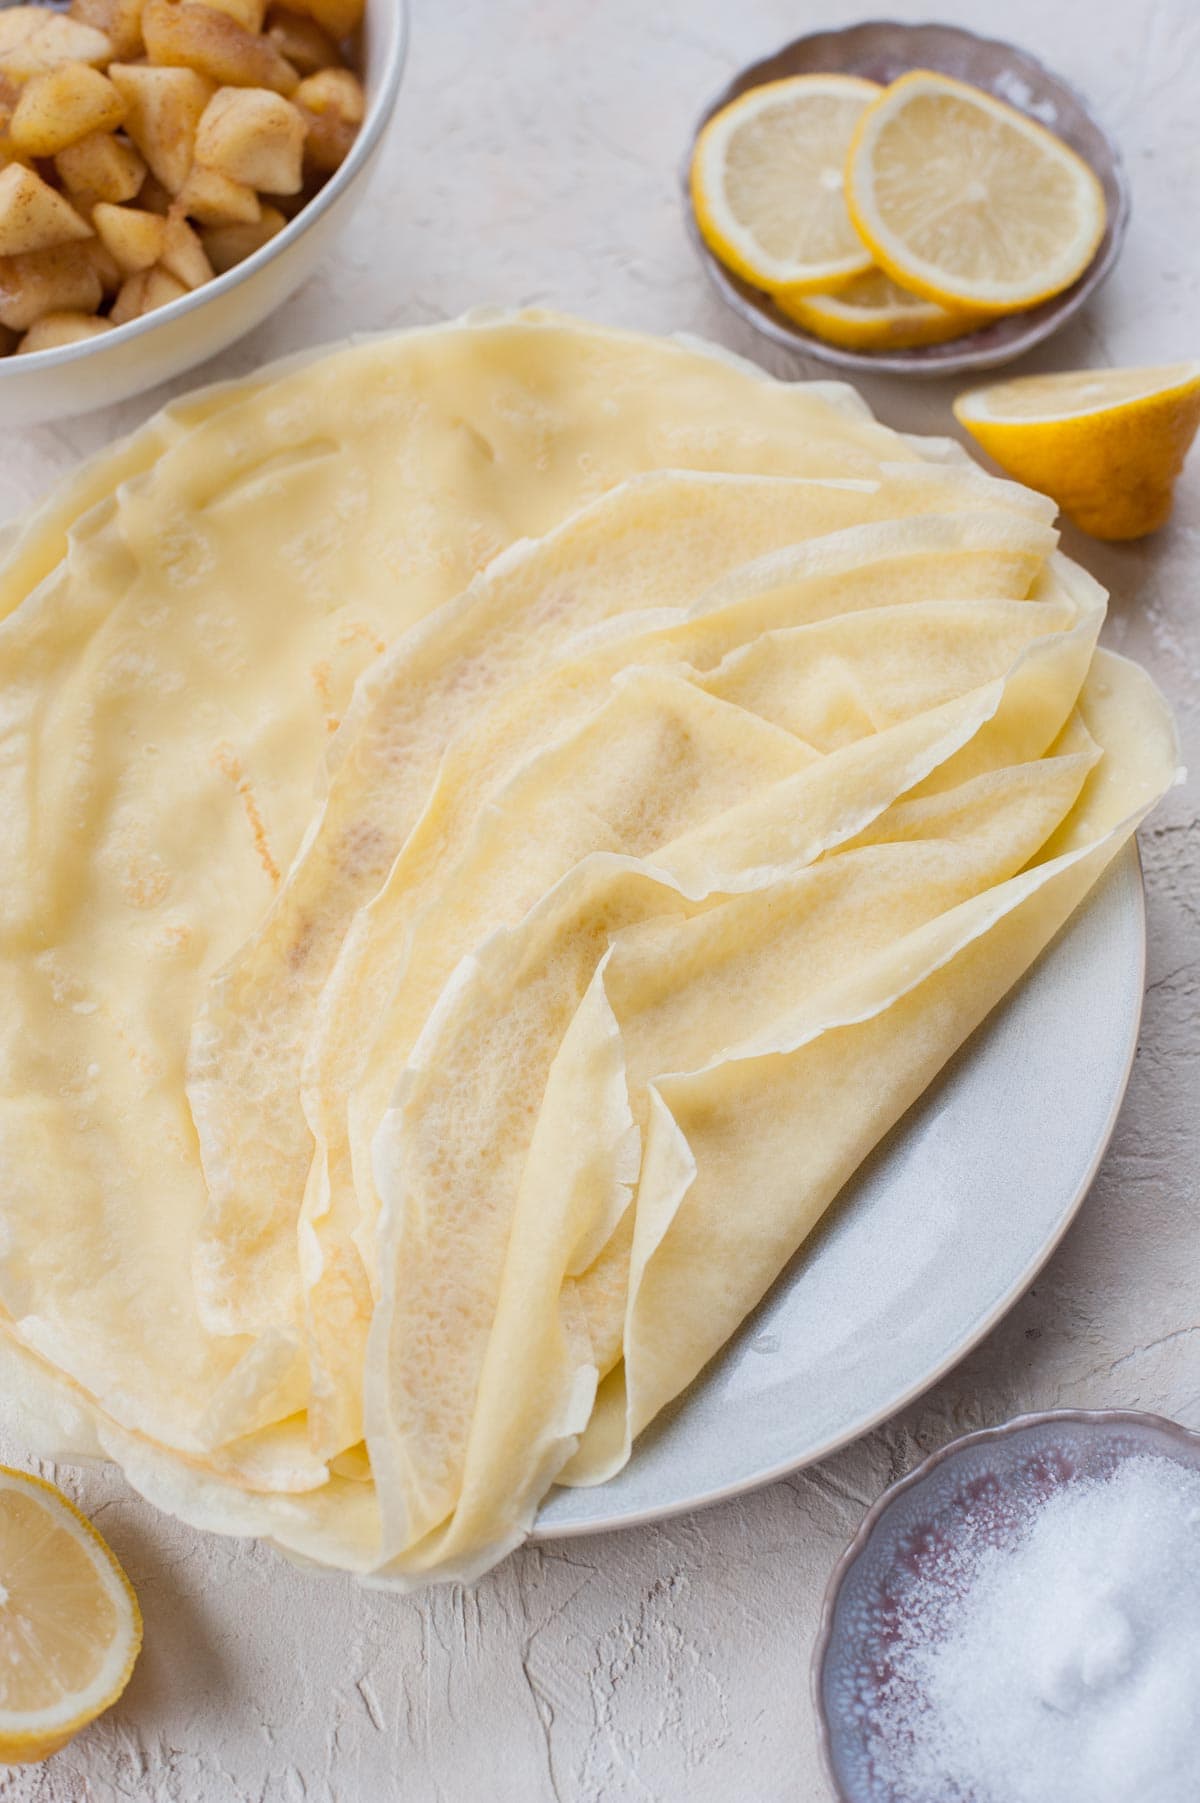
left=691, top=74, right=880, bottom=295
left=0, top=1466, right=142, bottom=1763
left=954, top=363, right=1200, bottom=539
left=845, top=70, right=1107, bottom=314
left=776, top=267, right=985, bottom=351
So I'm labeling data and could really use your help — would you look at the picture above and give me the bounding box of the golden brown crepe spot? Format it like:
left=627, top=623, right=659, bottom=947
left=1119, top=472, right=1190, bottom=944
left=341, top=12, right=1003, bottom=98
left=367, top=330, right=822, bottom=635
left=211, top=742, right=280, bottom=887
left=123, top=856, right=172, bottom=910
left=310, top=657, right=340, bottom=734
left=154, top=921, right=192, bottom=954
left=336, top=619, right=386, bottom=656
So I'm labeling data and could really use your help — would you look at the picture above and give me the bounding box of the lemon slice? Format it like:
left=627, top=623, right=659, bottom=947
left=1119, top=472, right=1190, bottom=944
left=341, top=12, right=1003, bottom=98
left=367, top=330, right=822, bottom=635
left=691, top=74, right=880, bottom=295
left=0, top=1467, right=142, bottom=1763
left=845, top=70, right=1107, bottom=313
left=776, top=267, right=984, bottom=350
left=955, top=363, right=1200, bottom=539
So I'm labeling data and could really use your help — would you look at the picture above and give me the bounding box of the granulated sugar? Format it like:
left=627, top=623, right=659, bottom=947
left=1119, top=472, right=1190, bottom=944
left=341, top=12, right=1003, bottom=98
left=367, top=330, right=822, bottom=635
left=870, top=1455, right=1200, bottom=1803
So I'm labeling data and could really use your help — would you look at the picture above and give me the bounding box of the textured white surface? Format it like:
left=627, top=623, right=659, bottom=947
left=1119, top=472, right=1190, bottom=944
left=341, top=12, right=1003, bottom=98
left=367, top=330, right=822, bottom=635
left=1, top=0, right=1196, bottom=1797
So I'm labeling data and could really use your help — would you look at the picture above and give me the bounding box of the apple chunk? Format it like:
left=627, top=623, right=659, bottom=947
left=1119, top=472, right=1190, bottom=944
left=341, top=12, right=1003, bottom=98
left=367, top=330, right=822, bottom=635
left=201, top=199, right=284, bottom=270
left=0, top=242, right=103, bottom=330
left=109, top=260, right=187, bottom=322
left=176, top=160, right=259, bottom=222
left=0, top=164, right=91, bottom=256
left=69, top=0, right=148, bottom=63
left=284, top=0, right=363, bottom=40
left=11, top=65, right=127, bottom=158
left=295, top=66, right=362, bottom=174
left=196, top=85, right=305, bottom=193
left=18, top=308, right=114, bottom=352
left=109, top=62, right=214, bottom=193
left=56, top=130, right=147, bottom=209
left=0, top=9, right=112, bottom=81
left=93, top=200, right=166, bottom=272
left=142, top=0, right=298, bottom=95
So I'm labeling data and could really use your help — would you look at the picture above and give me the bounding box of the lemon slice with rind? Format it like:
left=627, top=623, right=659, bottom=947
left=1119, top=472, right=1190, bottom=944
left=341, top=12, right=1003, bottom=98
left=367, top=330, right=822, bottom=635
left=0, top=1466, right=142, bottom=1764
left=955, top=362, right=1200, bottom=539
left=691, top=74, right=880, bottom=295
left=846, top=70, right=1107, bottom=313
left=776, top=267, right=985, bottom=351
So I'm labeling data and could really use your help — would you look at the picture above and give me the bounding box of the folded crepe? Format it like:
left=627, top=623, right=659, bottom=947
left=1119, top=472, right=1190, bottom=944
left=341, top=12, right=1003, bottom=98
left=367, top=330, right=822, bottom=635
left=0, top=313, right=1177, bottom=1589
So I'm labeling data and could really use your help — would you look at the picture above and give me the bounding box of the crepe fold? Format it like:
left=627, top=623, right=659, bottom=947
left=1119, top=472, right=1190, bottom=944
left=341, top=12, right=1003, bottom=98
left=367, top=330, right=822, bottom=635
left=0, top=313, right=1178, bottom=1585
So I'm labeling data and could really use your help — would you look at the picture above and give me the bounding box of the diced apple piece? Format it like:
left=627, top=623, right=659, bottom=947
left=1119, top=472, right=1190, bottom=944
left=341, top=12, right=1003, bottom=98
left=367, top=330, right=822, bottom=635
left=109, top=62, right=214, bottom=193
left=109, top=260, right=186, bottom=322
left=141, top=262, right=188, bottom=311
left=295, top=64, right=361, bottom=173
left=195, top=84, right=304, bottom=192
left=201, top=0, right=266, bottom=30
left=265, top=8, right=340, bottom=76
left=18, top=308, right=114, bottom=353
left=160, top=206, right=212, bottom=285
left=200, top=197, right=283, bottom=270
left=261, top=181, right=313, bottom=219
left=176, top=158, right=259, bottom=222
left=136, top=170, right=173, bottom=213
left=11, top=65, right=127, bottom=158
left=56, top=129, right=146, bottom=208
left=142, top=0, right=299, bottom=95
left=0, top=104, right=27, bottom=172
left=0, top=9, right=112, bottom=81
left=82, top=231, right=123, bottom=293
left=0, top=164, right=91, bottom=256
left=70, top=0, right=148, bottom=63
left=284, top=0, right=363, bottom=40
left=93, top=199, right=166, bottom=272
left=0, top=242, right=103, bottom=330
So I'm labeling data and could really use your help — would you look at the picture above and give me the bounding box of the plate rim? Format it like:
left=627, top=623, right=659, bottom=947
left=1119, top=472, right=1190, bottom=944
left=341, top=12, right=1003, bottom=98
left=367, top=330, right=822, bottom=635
left=530, top=840, right=1146, bottom=1541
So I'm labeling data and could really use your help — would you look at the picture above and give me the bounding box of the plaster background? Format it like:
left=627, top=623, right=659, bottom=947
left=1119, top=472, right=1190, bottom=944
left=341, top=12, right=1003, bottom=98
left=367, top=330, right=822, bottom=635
left=1, top=1, right=1196, bottom=1796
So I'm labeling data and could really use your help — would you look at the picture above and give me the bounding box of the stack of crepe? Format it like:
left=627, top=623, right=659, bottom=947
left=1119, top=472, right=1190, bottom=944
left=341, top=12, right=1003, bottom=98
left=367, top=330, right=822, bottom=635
left=0, top=313, right=1179, bottom=1585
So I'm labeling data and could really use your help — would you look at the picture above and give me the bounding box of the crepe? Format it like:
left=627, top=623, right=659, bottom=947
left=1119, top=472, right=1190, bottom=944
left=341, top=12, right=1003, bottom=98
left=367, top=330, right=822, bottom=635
left=379, top=727, right=1099, bottom=1576
left=3, top=314, right=942, bottom=1480
left=364, top=654, right=1175, bottom=1581
left=363, top=586, right=1106, bottom=1566
left=569, top=653, right=1178, bottom=1482
left=0, top=312, right=1178, bottom=1591
left=189, top=481, right=1054, bottom=1374
left=292, top=506, right=1061, bottom=1458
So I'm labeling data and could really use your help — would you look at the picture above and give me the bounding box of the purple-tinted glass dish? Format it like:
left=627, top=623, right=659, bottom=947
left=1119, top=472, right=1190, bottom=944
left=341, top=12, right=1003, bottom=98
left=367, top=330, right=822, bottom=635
left=682, top=21, right=1130, bottom=378
left=812, top=1408, right=1200, bottom=1800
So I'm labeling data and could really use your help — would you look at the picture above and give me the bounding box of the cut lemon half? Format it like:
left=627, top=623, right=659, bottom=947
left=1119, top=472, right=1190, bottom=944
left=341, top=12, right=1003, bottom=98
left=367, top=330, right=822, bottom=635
left=776, top=267, right=985, bottom=351
left=845, top=70, right=1107, bottom=313
left=0, top=1467, right=142, bottom=1763
left=955, top=362, right=1200, bottom=539
left=691, top=74, right=880, bottom=295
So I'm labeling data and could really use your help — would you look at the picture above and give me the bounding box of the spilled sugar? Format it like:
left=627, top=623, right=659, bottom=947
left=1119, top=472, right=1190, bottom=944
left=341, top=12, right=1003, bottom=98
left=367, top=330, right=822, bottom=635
left=866, top=1456, right=1200, bottom=1803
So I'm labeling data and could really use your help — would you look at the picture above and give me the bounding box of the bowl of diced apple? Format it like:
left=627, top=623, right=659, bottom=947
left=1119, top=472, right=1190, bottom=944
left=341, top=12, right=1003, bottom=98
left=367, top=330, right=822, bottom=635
left=0, top=0, right=406, bottom=424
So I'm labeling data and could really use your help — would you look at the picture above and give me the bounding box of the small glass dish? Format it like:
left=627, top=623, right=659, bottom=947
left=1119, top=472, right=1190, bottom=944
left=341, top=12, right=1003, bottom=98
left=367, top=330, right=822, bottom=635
left=812, top=1407, right=1200, bottom=1801
left=682, top=20, right=1130, bottom=379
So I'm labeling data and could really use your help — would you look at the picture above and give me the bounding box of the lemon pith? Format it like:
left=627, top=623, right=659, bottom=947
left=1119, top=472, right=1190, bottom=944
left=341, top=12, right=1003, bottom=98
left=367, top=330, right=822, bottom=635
left=955, top=363, right=1200, bottom=539
left=0, top=1466, right=142, bottom=1764
left=691, top=74, right=880, bottom=294
left=845, top=69, right=1107, bottom=314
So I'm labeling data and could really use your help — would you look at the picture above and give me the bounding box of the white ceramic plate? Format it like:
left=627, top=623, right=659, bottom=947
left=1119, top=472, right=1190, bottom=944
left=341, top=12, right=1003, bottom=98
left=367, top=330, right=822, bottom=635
left=533, top=844, right=1144, bottom=1538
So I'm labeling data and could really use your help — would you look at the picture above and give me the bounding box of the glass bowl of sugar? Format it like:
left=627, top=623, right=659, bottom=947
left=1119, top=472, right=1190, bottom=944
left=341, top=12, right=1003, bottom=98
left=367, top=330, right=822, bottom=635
left=813, top=1408, right=1200, bottom=1803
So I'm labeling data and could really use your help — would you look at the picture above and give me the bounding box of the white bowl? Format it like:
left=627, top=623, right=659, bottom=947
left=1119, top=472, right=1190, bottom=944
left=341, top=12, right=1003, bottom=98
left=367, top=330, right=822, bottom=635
left=0, top=0, right=408, bottom=425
